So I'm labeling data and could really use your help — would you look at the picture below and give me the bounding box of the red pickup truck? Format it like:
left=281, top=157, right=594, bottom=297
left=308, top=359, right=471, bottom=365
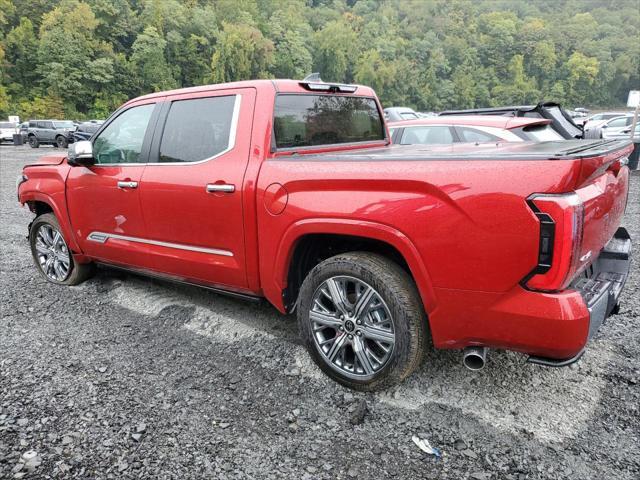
left=17, top=79, right=633, bottom=391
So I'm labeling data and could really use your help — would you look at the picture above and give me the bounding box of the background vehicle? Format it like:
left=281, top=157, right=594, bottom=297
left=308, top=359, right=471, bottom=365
left=439, top=102, right=583, bottom=139
left=383, top=107, right=420, bottom=121
left=26, top=120, right=76, bottom=148
left=0, top=121, right=18, bottom=143
left=18, top=122, right=29, bottom=142
left=600, top=123, right=640, bottom=140
left=584, top=114, right=634, bottom=139
left=388, top=115, right=563, bottom=145
left=582, top=111, right=632, bottom=130
left=71, top=120, right=104, bottom=142
left=17, top=79, right=633, bottom=391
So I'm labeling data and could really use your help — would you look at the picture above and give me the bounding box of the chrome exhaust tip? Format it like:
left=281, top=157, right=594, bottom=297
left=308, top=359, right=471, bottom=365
left=463, top=346, right=488, bottom=371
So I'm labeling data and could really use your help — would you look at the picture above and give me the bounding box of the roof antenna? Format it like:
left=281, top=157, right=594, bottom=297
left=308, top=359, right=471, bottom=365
left=303, top=73, right=323, bottom=83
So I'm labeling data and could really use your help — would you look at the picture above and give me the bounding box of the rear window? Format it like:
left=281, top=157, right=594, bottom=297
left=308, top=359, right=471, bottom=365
left=521, top=124, right=564, bottom=141
left=0, top=122, right=15, bottom=128
left=274, top=94, right=385, bottom=149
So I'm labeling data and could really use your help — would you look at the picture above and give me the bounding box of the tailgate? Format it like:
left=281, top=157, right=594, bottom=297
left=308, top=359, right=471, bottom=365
left=573, top=142, right=632, bottom=272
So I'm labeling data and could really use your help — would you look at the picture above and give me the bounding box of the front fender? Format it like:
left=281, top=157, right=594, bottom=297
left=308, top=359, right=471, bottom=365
left=263, top=217, right=437, bottom=315
left=19, top=190, right=83, bottom=255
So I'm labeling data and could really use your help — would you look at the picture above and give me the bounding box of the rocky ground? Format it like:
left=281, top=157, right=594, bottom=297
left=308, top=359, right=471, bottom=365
left=1, top=144, right=639, bottom=479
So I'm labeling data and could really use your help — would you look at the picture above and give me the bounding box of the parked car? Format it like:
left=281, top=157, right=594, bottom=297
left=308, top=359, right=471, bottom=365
left=582, top=111, right=632, bottom=130
left=26, top=120, right=76, bottom=148
left=602, top=121, right=639, bottom=140
left=383, top=107, right=420, bottom=121
left=0, top=121, right=18, bottom=143
left=71, top=120, right=104, bottom=142
left=439, top=102, right=583, bottom=139
left=388, top=115, right=564, bottom=145
left=584, top=114, right=634, bottom=139
left=17, top=78, right=633, bottom=390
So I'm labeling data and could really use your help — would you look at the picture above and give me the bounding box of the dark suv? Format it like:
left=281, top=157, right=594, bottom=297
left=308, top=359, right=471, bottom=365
left=26, top=120, right=76, bottom=148
left=71, top=120, right=104, bottom=142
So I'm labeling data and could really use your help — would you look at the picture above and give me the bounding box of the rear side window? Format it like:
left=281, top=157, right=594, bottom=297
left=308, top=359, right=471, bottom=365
left=274, top=94, right=385, bottom=149
left=400, top=126, right=454, bottom=145
left=607, top=117, right=629, bottom=128
left=158, top=95, right=237, bottom=163
left=521, top=124, right=564, bottom=141
left=456, top=127, right=500, bottom=143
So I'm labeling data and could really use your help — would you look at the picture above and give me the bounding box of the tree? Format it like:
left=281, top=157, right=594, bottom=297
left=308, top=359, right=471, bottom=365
left=312, top=18, right=357, bottom=82
left=210, top=22, right=273, bottom=83
left=129, top=26, right=177, bottom=92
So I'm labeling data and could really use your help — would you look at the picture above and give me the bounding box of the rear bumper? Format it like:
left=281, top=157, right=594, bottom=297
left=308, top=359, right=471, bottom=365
left=529, top=227, right=632, bottom=366
left=429, top=228, right=632, bottom=362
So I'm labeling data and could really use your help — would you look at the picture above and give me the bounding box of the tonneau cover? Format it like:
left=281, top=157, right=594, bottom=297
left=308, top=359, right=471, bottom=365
left=289, top=139, right=633, bottom=162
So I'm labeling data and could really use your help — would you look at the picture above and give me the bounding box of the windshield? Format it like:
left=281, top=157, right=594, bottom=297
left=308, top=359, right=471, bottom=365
left=274, top=94, right=385, bottom=149
left=0, top=122, right=16, bottom=129
left=400, top=112, right=420, bottom=120
left=53, top=121, right=75, bottom=129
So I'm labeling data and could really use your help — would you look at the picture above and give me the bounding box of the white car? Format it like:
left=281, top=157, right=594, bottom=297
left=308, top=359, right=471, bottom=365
left=0, top=121, right=18, bottom=143
left=583, top=114, right=634, bottom=139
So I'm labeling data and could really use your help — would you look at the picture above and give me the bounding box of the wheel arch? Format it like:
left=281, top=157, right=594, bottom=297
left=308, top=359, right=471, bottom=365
left=21, top=192, right=83, bottom=254
left=266, top=218, right=437, bottom=316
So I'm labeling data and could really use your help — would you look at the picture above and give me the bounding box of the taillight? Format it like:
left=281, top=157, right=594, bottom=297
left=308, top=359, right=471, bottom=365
left=523, top=193, right=585, bottom=292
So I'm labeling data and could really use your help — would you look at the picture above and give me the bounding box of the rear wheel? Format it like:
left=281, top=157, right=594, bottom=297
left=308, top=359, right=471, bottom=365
left=28, top=135, right=39, bottom=148
left=29, top=213, right=94, bottom=286
left=297, top=252, right=427, bottom=391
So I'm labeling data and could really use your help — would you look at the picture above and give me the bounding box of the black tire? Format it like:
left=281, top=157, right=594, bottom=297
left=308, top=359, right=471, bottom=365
left=28, top=135, right=39, bottom=148
left=29, top=213, right=95, bottom=286
left=56, top=135, right=68, bottom=148
left=297, top=252, right=427, bottom=391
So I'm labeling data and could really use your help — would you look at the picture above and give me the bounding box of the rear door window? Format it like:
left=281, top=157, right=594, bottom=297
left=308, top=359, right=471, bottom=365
left=399, top=126, right=454, bottom=145
left=607, top=117, right=629, bottom=128
left=456, top=127, right=501, bottom=143
left=274, top=94, right=385, bottom=149
left=156, top=95, right=237, bottom=163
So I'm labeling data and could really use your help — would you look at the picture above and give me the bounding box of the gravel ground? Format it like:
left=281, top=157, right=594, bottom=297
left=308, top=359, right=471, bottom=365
left=1, top=144, right=639, bottom=479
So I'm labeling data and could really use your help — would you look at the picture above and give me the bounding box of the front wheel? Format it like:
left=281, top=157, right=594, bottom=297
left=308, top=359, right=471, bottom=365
left=297, top=252, right=427, bottom=391
left=29, top=213, right=94, bottom=286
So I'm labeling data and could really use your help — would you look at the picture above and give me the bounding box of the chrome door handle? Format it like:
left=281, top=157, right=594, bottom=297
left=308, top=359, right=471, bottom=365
left=117, top=181, right=138, bottom=189
left=206, top=183, right=235, bottom=193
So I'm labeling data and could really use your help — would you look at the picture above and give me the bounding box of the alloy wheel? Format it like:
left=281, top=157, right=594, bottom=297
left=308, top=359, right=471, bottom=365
left=309, top=276, right=395, bottom=380
left=34, top=224, right=71, bottom=282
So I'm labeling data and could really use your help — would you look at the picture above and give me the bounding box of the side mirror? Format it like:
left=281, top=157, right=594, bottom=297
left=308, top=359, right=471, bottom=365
left=68, top=140, right=95, bottom=166
left=601, top=124, right=608, bottom=128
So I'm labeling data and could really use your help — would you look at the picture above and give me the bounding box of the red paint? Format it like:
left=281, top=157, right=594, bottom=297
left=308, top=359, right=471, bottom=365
left=18, top=79, right=634, bottom=362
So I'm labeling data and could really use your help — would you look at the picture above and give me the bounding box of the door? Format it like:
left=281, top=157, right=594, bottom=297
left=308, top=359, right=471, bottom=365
left=66, top=101, right=160, bottom=269
left=42, top=121, right=55, bottom=143
left=603, top=116, right=632, bottom=137
left=138, top=88, right=256, bottom=289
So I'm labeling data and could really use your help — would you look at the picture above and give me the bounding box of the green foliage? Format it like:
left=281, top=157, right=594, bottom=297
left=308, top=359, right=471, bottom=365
left=0, top=0, right=638, bottom=120
left=210, top=22, right=273, bottom=82
left=129, top=26, right=177, bottom=92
